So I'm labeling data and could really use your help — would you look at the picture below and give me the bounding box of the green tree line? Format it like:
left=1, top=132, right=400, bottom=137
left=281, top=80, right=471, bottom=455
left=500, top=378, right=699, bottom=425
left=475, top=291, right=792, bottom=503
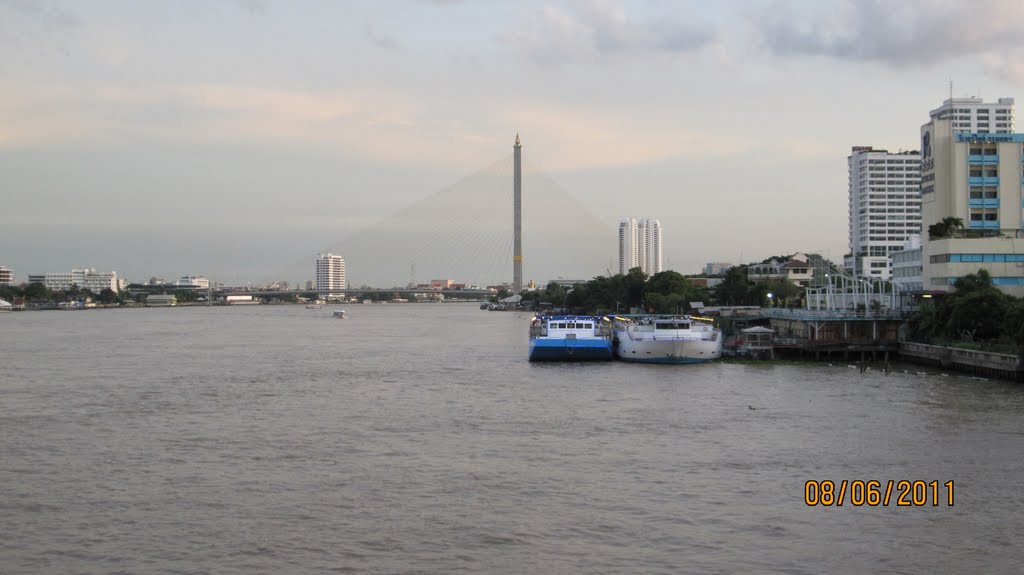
left=518, top=266, right=795, bottom=314
left=908, top=269, right=1024, bottom=353
left=1, top=282, right=124, bottom=305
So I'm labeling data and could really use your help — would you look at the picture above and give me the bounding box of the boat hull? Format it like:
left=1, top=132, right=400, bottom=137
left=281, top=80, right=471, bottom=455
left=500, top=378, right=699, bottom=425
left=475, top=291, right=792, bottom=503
left=614, top=335, right=722, bottom=364
left=529, top=338, right=613, bottom=361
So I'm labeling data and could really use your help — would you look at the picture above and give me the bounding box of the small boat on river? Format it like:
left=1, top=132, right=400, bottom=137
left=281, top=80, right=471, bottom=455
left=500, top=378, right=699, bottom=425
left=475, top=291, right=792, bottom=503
left=612, top=315, right=722, bottom=364
left=333, top=309, right=347, bottom=319
left=529, top=315, right=613, bottom=361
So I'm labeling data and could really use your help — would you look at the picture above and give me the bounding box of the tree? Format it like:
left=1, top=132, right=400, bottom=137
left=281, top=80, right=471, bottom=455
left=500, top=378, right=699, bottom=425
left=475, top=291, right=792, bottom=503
left=1, top=284, right=24, bottom=301
left=911, top=300, right=942, bottom=342
left=645, top=271, right=710, bottom=313
left=946, top=289, right=1009, bottom=341
left=714, top=266, right=749, bottom=306
left=623, top=267, right=648, bottom=310
left=928, top=217, right=964, bottom=240
left=1002, top=298, right=1024, bottom=354
left=24, top=282, right=50, bottom=301
left=760, top=278, right=800, bottom=307
left=646, top=270, right=689, bottom=295
left=173, top=289, right=199, bottom=303
left=952, top=269, right=994, bottom=294
left=98, top=288, right=120, bottom=305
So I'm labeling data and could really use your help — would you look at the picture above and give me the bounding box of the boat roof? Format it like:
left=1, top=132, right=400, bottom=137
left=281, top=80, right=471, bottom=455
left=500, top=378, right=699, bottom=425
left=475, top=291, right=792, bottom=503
left=614, top=314, right=699, bottom=321
left=535, top=315, right=606, bottom=321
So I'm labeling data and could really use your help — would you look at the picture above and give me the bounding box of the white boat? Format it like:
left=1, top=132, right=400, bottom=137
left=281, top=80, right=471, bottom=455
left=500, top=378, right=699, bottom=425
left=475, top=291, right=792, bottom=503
left=613, top=315, right=722, bottom=364
left=333, top=309, right=347, bottom=318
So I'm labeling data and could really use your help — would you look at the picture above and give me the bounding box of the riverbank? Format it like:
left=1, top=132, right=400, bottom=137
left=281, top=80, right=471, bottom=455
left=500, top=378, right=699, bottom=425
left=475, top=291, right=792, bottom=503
left=900, top=341, right=1024, bottom=382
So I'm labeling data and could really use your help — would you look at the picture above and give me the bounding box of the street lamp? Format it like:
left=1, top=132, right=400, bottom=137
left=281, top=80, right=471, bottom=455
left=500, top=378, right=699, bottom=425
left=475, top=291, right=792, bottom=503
left=767, top=291, right=774, bottom=308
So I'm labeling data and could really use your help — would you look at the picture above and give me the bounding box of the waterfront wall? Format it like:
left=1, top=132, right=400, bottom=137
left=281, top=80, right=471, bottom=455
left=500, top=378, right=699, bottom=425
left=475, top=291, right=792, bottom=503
left=899, top=342, right=1024, bottom=382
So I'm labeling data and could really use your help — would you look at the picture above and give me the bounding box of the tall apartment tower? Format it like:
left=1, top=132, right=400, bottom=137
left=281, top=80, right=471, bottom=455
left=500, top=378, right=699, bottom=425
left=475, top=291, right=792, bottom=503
left=618, top=217, right=662, bottom=275
left=845, top=146, right=922, bottom=279
left=316, top=253, right=346, bottom=298
left=928, top=96, right=1015, bottom=134
left=638, top=218, right=663, bottom=275
left=618, top=217, right=639, bottom=274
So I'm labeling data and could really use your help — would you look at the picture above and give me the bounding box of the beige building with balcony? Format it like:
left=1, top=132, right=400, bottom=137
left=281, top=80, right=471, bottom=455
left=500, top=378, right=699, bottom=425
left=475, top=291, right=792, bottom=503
left=918, top=117, right=1024, bottom=296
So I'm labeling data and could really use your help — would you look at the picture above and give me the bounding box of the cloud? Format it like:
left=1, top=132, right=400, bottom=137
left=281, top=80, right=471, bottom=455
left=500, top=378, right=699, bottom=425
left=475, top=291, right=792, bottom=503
left=234, top=0, right=268, bottom=15
left=366, top=23, right=403, bottom=51
left=498, top=0, right=715, bottom=62
left=758, top=0, right=1024, bottom=68
left=0, top=0, right=80, bottom=30
left=0, top=80, right=833, bottom=174
left=982, top=48, right=1024, bottom=84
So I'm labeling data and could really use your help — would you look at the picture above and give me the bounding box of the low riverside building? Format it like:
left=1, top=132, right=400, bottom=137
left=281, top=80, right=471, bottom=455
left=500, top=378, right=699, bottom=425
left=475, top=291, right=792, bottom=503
left=747, top=253, right=814, bottom=287
left=890, top=236, right=924, bottom=293
left=175, top=276, right=209, bottom=289
left=548, top=278, right=589, bottom=288
left=224, top=295, right=258, bottom=305
left=703, top=262, right=733, bottom=275
left=146, top=294, right=176, bottom=307
left=28, top=268, right=120, bottom=293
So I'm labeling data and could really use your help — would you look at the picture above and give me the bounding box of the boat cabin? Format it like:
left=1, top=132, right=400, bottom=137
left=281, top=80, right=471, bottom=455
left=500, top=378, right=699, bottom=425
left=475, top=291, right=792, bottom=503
left=655, top=319, right=690, bottom=330
left=618, top=316, right=717, bottom=338
left=531, top=316, right=609, bottom=339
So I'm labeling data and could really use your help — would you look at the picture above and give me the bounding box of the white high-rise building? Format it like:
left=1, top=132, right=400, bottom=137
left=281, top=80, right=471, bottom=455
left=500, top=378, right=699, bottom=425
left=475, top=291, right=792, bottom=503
left=638, top=218, right=663, bottom=275
left=617, top=217, right=639, bottom=274
left=316, top=253, right=346, bottom=298
left=0, top=266, right=13, bottom=286
left=928, top=96, right=1015, bottom=134
left=618, top=217, right=662, bottom=275
left=845, top=146, right=922, bottom=279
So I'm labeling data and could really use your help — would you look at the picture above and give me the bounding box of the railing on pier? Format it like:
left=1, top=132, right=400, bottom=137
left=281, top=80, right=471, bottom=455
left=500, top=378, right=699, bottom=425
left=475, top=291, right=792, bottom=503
left=762, top=308, right=909, bottom=321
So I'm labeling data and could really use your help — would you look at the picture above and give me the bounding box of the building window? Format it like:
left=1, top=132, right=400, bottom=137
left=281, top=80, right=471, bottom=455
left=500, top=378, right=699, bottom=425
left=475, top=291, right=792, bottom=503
left=970, top=186, right=998, bottom=199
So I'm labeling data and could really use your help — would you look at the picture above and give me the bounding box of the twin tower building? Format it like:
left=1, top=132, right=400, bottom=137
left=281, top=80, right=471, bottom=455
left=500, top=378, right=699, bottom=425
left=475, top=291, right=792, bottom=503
left=618, top=218, right=663, bottom=276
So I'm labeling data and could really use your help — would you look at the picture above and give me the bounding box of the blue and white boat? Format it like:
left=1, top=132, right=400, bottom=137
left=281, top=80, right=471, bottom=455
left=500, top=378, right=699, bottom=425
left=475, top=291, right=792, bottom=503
left=612, top=315, right=722, bottom=364
left=529, top=315, right=613, bottom=361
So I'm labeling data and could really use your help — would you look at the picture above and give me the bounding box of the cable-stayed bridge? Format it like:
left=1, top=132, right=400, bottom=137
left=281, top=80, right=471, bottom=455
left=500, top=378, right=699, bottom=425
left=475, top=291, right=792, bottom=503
left=269, top=137, right=615, bottom=290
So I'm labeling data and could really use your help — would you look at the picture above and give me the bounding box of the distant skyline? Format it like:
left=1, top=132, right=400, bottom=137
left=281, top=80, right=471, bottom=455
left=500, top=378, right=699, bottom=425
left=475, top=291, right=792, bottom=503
left=3, top=0, right=1024, bottom=285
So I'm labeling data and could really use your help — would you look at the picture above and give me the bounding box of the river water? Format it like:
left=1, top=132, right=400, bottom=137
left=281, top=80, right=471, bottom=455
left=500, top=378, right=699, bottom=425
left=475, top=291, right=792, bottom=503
left=2, top=303, right=1022, bottom=574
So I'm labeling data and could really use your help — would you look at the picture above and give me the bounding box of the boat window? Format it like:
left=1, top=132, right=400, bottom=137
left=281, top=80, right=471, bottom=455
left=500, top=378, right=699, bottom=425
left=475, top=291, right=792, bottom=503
left=656, top=322, right=690, bottom=330
left=584, top=323, right=592, bottom=329
left=558, top=323, right=566, bottom=329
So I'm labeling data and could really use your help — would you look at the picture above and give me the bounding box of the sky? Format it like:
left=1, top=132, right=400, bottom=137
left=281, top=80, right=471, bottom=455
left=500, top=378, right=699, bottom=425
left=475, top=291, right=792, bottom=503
left=3, top=0, right=1024, bottom=287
